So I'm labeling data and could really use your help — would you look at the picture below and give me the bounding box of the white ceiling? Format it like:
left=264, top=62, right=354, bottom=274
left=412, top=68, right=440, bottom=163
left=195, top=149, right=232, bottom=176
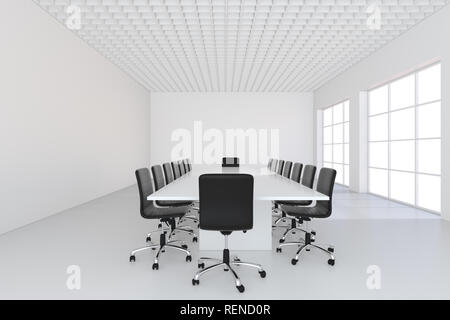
left=34, top=0, right=448, bottom=92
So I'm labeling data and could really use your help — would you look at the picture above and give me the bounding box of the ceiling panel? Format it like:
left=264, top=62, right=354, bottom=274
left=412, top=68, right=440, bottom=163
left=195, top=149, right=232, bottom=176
left=34, top=0, right=449, bottom=92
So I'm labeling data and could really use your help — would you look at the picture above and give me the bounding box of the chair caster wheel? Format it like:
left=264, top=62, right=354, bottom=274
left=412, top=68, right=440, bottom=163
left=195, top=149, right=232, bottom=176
left=276, top=248, right=282, bottom=253
left=291, top=258, right=298, bottom=265
left=192, top=279, right=199, bottom=286
left=152, top=263, right=159, bottom=270
left=158, top=223, right=162, bottom=228
left=129, top=255, right=136, bottom=262
left=306, top=248, right=310, bottom=251
left=146, top=236, right=151, bottom=242
left=279, top=238, right=285, bottom=243
left=236, top=285, right=245, bottom=293
left=243, top=230, right=247, bottom=233
left=292, top=231, right=296, bottom=235
left=198, top=263, right=205, bottom=269
left=186, top=255, right=192, bottom=262
left=259, top=270, right=266, bottom=278
left=311, top=231, right=316, bottom=236
left=233, top=258, right=241, bottom=262
left=328, top=259, right=335, bottom=266
left=182, top=244, right=188, bottom=249
left=193, top=237, right=198, bottom=242
left=327, top=247, right=334, bottom=253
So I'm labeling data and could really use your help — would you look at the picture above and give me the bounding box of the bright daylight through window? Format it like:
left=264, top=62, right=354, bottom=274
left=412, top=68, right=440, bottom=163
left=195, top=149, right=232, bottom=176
left=323, top=100, right=350, bottom=186
left=368, top=63, right=441, bottom=213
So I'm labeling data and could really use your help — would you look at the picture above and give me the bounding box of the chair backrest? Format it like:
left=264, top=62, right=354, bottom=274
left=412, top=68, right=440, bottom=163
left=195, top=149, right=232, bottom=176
left=179, top=160, right=186, bottom=175
left=151, top=165, right=166, bottom=191
left=222, top=157, right=239, bottom=167
left=185, top=159, right=192, bottom=171
left=135, top=168, right=154, bottom=217
left=172, top=161, right=181, bottom=179
left=163, top=162, right=174, bottom=184
left=199, top=174, right=254, bottom=232
left=282, top=161, right=292, bottom=178
left=290, top=163, right=303, bottom=183
left=182, top=159, right=189, bottom=172
left=316, top=168, right=337, bottom=214
left=277, top=160, right=285, bottom=175
left=301, top=165, right=316, bottom=188
left=271, top=159, right=278, bottom=171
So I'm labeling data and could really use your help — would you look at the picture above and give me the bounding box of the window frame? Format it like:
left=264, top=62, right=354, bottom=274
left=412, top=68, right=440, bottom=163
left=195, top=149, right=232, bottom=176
left=322, top=99, right=350, bottom=187
left=367, top=62, right=441, bottom=214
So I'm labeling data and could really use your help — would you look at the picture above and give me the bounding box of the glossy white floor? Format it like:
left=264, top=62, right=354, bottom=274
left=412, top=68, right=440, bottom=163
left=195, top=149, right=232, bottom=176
left=1, top=184, right=449, bottom=299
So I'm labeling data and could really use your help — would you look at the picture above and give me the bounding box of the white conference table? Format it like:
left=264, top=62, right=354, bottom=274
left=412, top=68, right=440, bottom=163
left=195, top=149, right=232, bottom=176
left=147, top=165, right=328, bottom=251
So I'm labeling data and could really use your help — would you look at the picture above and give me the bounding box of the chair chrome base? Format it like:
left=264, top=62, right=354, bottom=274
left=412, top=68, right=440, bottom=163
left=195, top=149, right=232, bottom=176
left=146, top=217, right=198, bottom=243
left=276, top=230, right=335, bottom=266
left=192, top=236, right=266, bottom=293
left=130, top=221, right=192, bottom=270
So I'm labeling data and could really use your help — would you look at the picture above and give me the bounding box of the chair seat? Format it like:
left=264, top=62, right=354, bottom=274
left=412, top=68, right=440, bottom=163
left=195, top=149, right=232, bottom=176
left=156, top=200, right=193, bottom=207
left=275, top=200, right=312, bottom=206
left=280, top=204, right=330, bottom=219
left=142, top=205, right=190, bottom=220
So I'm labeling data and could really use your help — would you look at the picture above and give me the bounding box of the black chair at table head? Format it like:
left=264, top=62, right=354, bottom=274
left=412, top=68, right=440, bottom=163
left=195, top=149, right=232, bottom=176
left=222, top=157, right=239, bottom=167
left=192, top=174, right=266, bottom=293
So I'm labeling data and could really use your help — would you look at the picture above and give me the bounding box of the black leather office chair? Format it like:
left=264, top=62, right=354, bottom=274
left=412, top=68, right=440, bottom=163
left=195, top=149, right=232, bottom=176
left=129, top=168, right=192, bottom=270
left=151, top=165, right=198, bottom=240
left=192, top=174, right=266, bottom=293
left=290, top=162, right=303, bottom=183
left=277, top=160, right=285, bottom=175
left=182, top=159, right=189, bottom=173
left=277, top=165, right=317, bottom=207
left=163, top=162, right=174, bottom=184
left=152, top=165, right=191, bottom=206
left=267, top=158, right=273, bottom=169
left=271, top=159, right=278, bottom=172
left=185, top=159, right=192, bottom=171
left=276, top=168, right=337, bottom=266
left=222, top=157, right=239, bottom=167
left=273, top=164, right=317, bottom=229
left=179, top=160, right=186, bottom=175
left=172, top=161, right=181, bottom=180
left=282, top=161, right=292, bottom=178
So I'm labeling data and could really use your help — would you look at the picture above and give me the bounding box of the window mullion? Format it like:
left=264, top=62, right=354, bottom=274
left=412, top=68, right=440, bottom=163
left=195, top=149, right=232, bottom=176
left=387, top=84, right=391, bottom=200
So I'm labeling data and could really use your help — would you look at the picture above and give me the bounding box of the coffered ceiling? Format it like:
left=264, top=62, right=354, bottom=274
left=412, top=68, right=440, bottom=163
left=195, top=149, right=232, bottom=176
left=34, top=0, right=449, bottom=92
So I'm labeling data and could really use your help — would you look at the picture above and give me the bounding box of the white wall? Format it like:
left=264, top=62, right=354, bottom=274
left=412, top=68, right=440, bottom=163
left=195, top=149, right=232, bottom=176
left=0, top=0, right=151, bottom=234
left=150, top=93, right=313, bottom=166
left=313, top=5, right=450, bottom=219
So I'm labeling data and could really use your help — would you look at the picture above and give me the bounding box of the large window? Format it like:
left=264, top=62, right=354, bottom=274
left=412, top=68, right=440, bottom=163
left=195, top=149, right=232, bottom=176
left=368, top=63, right=441, bottom=213
left=323, top=100, right=350, bottom=186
